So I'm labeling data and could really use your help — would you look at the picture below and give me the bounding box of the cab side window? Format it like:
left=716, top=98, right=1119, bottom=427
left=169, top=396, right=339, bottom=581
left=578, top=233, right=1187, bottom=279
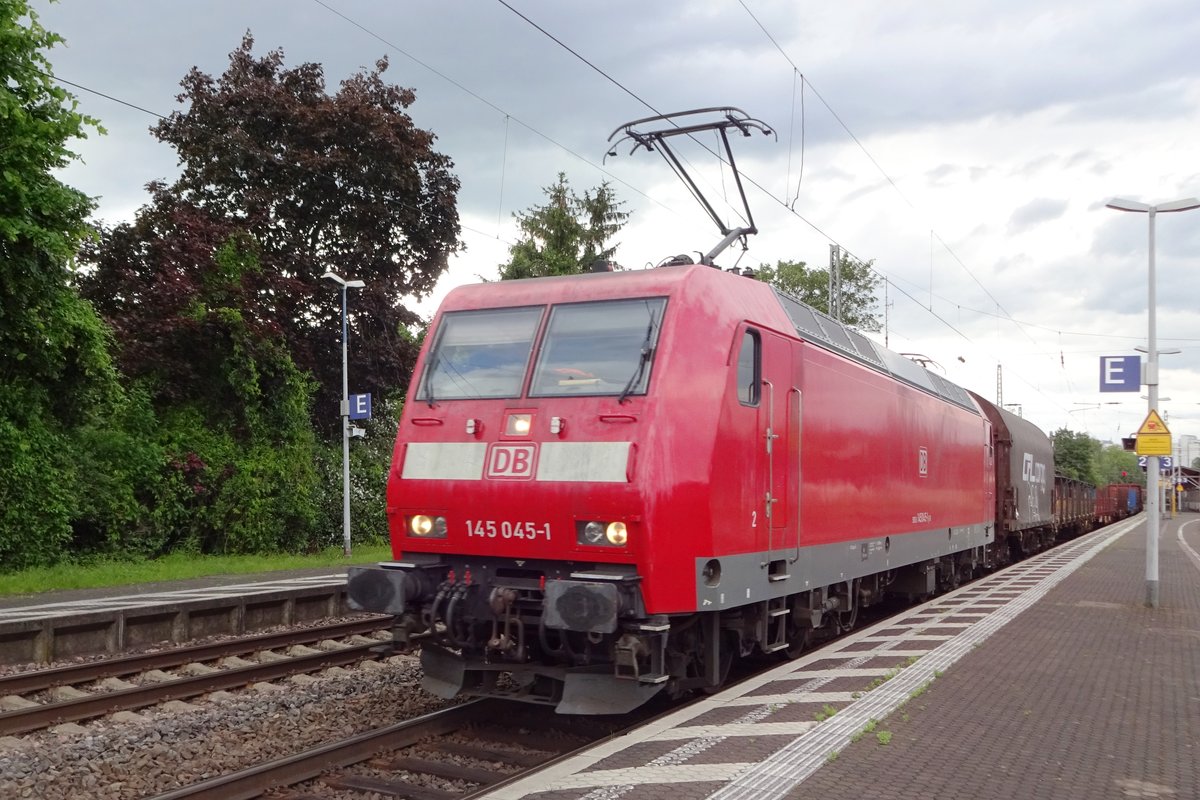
left=737, top=329, right=760, bottom=406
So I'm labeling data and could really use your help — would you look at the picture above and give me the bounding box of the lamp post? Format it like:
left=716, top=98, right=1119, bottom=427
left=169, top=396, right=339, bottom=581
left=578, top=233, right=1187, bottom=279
left=1105, top=196, right=1200, bottom=608
left=322, top=271, right=366, bottom=558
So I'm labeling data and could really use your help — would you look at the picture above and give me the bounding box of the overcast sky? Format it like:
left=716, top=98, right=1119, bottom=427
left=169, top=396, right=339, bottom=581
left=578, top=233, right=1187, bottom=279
left=32, top=0, right=1200, bottom=456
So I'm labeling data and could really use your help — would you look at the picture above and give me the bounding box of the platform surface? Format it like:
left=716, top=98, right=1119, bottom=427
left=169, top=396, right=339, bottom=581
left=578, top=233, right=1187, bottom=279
left=483, top=513, right=1198, bottom=800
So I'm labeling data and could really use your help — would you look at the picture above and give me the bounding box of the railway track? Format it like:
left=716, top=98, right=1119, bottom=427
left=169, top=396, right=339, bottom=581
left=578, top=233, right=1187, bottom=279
left=143, top=699, right=623, bottom=800
left=0, top=617, right=394, bottom=736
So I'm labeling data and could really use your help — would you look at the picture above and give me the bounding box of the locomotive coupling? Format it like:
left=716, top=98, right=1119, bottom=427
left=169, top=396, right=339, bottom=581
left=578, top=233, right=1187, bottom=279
left=489, top=587, right=519, bottom=616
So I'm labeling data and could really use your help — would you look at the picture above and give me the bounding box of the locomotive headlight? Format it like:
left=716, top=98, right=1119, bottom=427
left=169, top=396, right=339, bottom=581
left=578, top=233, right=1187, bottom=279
left=505, top=413, right=532, bottom=436
left=576, top=519, right=629, bottom=547
left=583, top=521, right=605, bottom=544
left=409, top=514, right=447, bottom=538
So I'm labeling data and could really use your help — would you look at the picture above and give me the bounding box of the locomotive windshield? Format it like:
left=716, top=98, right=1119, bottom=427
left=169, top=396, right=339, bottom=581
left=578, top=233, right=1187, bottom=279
left=416, top=298, right=666, bottom=402
left=530, top=297, right=665, bottom=398
left=418, top=307, right=542, bottom=400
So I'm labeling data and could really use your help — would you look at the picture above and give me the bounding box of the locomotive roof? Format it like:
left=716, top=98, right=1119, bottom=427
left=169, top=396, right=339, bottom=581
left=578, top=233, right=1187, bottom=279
left=771, top=288, right=979, bottom=414
left=438, top=264, right=979, bottom=414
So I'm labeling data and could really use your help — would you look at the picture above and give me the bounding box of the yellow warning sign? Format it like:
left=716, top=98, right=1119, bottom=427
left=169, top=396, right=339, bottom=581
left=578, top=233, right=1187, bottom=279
left=1136, top=409, right=1172, bottom=456
left=1138, top=409, right=1170, bottom=436
left=1138, top=435, right=1172, bottom=456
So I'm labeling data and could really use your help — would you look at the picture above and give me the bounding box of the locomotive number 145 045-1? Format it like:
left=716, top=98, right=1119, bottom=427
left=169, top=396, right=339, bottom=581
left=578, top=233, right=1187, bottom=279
left=466, top=520, right=552, bottom=540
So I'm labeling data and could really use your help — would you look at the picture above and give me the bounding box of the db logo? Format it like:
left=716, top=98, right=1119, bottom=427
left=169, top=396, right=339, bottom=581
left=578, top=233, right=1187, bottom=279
left=486, top=443, right=538, bottom=480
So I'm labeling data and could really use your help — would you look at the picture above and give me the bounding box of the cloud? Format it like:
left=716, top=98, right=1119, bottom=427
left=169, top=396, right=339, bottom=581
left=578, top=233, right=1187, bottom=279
left=1007, top=197, right=1068, bottom=233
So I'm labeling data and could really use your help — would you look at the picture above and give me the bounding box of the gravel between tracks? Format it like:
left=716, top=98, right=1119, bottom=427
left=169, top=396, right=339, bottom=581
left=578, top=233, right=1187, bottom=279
left=0, top=653, right=453, bottom=799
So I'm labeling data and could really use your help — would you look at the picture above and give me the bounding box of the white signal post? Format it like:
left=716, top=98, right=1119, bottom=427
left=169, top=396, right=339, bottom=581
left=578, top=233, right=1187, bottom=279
left=1105, top=196, right=1200, bottom=608
left=322, top=271, right=366, bottom=558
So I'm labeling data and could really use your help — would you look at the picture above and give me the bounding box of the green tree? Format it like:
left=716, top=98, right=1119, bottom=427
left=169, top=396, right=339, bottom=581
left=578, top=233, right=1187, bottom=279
left=0, top=0, right=122, bottom=569
left=1097, top=443, right=1141, bottom=486
left=76, top=35, right=454, bottom=555
left=755, top=255, right=881, bottom=332
left=81, top=34, right=461, bottom=429
left=499, top=173, right=628, bottom=280
left=80, top=211, right=324, bottom=555
left=1051, top=428, right=1102, bottom=486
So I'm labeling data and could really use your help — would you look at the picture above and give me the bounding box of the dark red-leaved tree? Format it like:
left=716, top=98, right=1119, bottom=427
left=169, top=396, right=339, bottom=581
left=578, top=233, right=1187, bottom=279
left=81, top=34, right=461, bottom=429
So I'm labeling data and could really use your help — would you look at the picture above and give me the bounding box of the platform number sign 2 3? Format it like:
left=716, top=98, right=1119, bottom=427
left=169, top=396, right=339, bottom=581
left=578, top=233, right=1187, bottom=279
left=1138, top=456, right=1173, bottom=472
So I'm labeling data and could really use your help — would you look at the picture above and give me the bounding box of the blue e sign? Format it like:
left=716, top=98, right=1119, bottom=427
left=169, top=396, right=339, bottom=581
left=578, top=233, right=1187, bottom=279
left=1099, top=356, right=1139, bottom=392
left=349, top=393, right=372, bottom=420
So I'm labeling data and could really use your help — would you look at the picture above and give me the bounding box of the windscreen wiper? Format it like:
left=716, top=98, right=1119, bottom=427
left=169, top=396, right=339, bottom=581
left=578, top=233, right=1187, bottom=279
left=618, top=311, right=658, bottom=405
left=423, top=355, right=438, bottom=408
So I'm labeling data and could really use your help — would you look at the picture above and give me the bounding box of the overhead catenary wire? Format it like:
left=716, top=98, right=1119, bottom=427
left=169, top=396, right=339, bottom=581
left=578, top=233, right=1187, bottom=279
left=734, top=3, right=1048, bottom=353
left=730, top=3, right=1087, bottom=415
left=400, top=3, right=1086, bottom=415
left=310, top=0, right=675, bottom=217
left=490, top=1, right=1076, bottom=417
left=34, top=68, right=167, bottom=119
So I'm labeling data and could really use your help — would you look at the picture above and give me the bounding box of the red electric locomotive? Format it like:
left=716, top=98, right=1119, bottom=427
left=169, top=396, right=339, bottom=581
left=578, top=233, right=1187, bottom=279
left=347, top=109, right=1053, bottom=713
left=348, top=258, right=1009, bottom=713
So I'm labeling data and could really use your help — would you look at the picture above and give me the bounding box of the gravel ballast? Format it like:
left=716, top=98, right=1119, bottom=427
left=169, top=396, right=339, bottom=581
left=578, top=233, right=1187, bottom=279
left=0, top=654, right=454, bottom=800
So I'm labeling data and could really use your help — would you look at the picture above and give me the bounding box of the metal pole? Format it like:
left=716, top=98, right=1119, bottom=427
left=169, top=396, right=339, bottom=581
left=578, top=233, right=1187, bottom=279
left=340, top=285, right=352, bottom=558
left=1107, top=195, right=1199, bottom=606
left=1145, top=208, right=1159, bottom=608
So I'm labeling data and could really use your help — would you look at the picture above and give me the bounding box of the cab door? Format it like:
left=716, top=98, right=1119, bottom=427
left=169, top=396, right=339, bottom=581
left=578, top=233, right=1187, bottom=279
left=757, top=332, right=798, bottom=564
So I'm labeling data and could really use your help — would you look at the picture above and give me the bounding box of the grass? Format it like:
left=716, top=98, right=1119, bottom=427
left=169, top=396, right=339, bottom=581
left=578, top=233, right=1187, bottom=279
left=814, top=703, right=839, bottom=722
left=0, top=544, right=393, bottom=598
left=908, top=679, right=934, bottom=700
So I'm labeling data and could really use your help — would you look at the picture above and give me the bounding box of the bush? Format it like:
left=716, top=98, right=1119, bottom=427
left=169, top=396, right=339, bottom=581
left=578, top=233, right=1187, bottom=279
left=0, top=396, right=75, bottom=570
left=312, top=396, right=399, bottom=552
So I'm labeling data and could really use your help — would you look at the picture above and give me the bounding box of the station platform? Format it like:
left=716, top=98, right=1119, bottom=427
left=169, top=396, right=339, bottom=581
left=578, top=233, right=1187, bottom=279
left=0, top=570, right=352, bottom=665
left=484, top=512, right=1200, bottom=800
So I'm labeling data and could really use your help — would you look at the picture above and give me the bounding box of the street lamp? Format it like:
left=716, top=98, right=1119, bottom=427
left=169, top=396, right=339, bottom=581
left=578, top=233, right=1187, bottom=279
left=1105, top=196, right=1200, bottom=608
left=322, top=271, right=366, bottom=558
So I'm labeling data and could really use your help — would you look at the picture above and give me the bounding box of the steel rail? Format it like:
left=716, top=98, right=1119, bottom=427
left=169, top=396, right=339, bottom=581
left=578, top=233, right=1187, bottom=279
left=142, top=701, right=491, bottom=800
left=0, top=640, right=388, bottom=736
left=0, top=616, right=389, bottom=695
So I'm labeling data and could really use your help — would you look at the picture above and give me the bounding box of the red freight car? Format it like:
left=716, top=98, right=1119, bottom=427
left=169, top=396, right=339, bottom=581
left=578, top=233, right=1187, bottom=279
left=1097, top=482, right=1144, bottom=524
left=1053, top=474, right=1097, bottom=539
